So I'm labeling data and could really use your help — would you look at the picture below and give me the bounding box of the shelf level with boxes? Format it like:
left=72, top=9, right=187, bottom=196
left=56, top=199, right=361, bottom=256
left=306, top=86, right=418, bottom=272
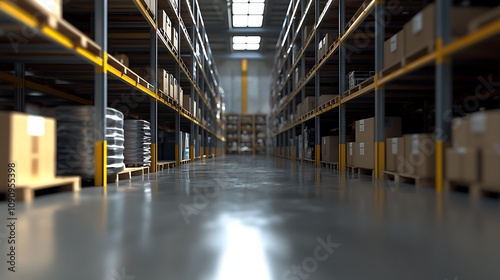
left=225, top=114, right=268, bottom=155
left=269, top=0, right=500, bottom=191
left=0, top=0, right=226, bottom=187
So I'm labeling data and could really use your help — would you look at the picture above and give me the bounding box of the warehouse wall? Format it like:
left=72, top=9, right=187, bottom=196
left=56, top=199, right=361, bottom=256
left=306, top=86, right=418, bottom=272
left=216, top=58, right=272, bottom=114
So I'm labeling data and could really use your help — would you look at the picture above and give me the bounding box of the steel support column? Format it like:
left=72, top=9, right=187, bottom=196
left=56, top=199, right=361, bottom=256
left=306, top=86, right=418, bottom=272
left=190, top=0, right=196, bottom=162
left=374, top=0, right=385, bottom=179
left=14, top=63, right=25, bottom=112
left=300, top=0, right=306, bottom=162
left=314, top=0, right=321, bottom=167
left=150, top=18, right=158, bottom=173
left=175, top=0, right=182, bottom=166
left=435, top=0, right=452, bottom=192
left=94, top=0, right=108, bottom=186
left=339, top=0, right=347, bottom=172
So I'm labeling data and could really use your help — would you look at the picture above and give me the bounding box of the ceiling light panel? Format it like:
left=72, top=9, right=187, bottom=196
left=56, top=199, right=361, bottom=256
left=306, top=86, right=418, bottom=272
left=231, top=0, right=265, bottom=27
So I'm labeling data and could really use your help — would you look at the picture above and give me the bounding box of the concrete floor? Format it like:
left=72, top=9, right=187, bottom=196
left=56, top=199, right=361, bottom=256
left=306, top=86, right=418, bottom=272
left=1, top=156, right=500, bottom=280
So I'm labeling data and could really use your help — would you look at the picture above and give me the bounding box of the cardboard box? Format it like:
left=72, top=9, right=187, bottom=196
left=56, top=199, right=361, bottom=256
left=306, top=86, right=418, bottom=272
left=0, top=112, right=56, bottom=191
left=173, top=29, right=179, bottom=51
left=169, top=74, right=175, bottom=98
left=404, top=3, right=489, bottom=57
left=445, top=148, right=462, bottom=182
left=303, top=97, right=316, bottom=113
left=296, top=103, right=302, bottom=118
left=115, top=54, right=129, bottom=67
left=384, top=30, right=404, bottom=70
left=33, top=0, right=62, bottom=17
left=318, top=95, right=336, bottom=107
left=452, top=116, right=470, bottom=149
left=355, top=117, right=402, bottom=143
left=347, top=142, right=355, bottom=166
left=178, top=87, right=183, bottom=107
left=354, top=142, right=374, bottom=169
left=323, top=33, right=334, bottom=54
left=404, top=134, right=435, bottom=177
left=482, top=148, right=500, bottom=191
left=158, top=69, right=169, bottom=93
left=322, top=136, right=339, bottom=162
left=318, top=40, right=323, bottom=59
left=386, top=137, right=405, bottom=173
left=183, top=95, right=191, bottom=112
left=159, top=10, right=172, bottom=40
left=469, top=109, right=500, bottom=150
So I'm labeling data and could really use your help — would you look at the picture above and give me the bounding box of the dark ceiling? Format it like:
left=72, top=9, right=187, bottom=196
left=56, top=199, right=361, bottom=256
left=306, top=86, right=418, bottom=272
left=198, top=0, right=290, bottom=56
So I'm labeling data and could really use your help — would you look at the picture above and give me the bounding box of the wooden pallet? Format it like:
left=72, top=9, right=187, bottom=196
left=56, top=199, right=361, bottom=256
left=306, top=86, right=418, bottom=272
left=108, top=55, right=127, bottom=74
left=349, top=167, right=374, bottom=177
left=1, top=177, right=81, bottom=203
left=321, top=161, right=339, bottom=170
left=444, top=180, right=482, bottom=198
left=109, top=167, right=150, bottom=183
left=15, top=1, right=101, bottom=56
left=383, top=171, right=400, bottom=184
left=397, top=173, right=434, bottom=188
left=157, top=161, right=176, bottom=171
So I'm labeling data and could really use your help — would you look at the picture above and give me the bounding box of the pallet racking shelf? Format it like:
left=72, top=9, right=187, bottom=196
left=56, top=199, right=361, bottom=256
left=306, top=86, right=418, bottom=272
left=0, top=0, right=226, bottom=186
left=269, top=0, right=500, bottom=190
left=225, top=114, right=268, bottom=155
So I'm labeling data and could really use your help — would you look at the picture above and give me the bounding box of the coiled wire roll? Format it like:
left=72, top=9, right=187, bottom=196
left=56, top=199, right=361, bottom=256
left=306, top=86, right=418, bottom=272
left=123, top=120, right=152, bottom=166
left=56, top=106, right=125, bottom=179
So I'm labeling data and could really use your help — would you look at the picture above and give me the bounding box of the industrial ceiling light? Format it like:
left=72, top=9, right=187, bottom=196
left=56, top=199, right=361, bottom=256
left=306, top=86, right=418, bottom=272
left=232, top=36, right=261, bottom=50
left=231, top=0, right=265, bottom=28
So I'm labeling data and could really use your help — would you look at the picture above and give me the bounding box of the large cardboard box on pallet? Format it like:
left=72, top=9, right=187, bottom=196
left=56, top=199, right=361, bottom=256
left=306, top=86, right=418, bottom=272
left=159, top=10, right=173, bottom=41
left=354, top=142, right=374, bottom=169
left=158, top=69, right=169, bottom=94
left=303, top=97, right=316, bottom=113
left=322, top=136, right=339, bottom=163
left=183, top=95, right=191, bottom=112
left=385, top=137, right=405, bottom=173
left=446, top=148, right=480, bottom=183
left=384, top=30, right=405, bottom=70
left=355, top=117, right=402, bottom=143
left=347, top=142, right=355, bottom=166
left=0, top=112, right=56, bottom=191
left=404, top=3, right=489, bottom=59
left=296, top=103, right=302, bottom=118
left=318, top=95, right=336, bottom=107
left=404, top=134, right=435, bottom=177
left=169, top=74, right=175, bottom=98
left=469, top=110, right=500, bottom=150
left=482, top=148, right=500, bottom=191
left=173, top=29, right=179, bottom=51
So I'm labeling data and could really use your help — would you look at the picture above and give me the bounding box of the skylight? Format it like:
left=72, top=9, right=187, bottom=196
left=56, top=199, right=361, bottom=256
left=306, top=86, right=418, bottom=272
left=232, top=36, right=261, bottom=50
left=232, top=0, right=265, bottom=28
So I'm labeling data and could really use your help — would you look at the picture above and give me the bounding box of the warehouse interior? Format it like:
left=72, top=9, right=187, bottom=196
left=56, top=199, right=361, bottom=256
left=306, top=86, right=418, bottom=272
left=1, top=0, right=500, bottom=279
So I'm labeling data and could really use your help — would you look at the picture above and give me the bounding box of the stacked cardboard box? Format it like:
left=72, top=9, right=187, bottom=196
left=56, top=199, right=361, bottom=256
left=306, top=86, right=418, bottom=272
left=321, top=136, right=339, bottom=162
left=158, top=69, right=170, bottom=95
left=347, top=142, right=355, bottom=166
left=404, top=3, right=488, bottom=59
left=159, top=10, right=173, bottom=41
left=445, top=110, right=500, bottom=191
left=302, top=97, right=316, bottom=113
left=144, top=0, right=157, bottom=19
left=403, top=134, right=435, bottom=178
left=385, top=137, right=405, bottom=173
left=384, top=30, right=404, bottom=70
left=318, top=95, right=336, bottom=107
left=354, top=117, right=402, bottom=170
left=0, top=112, right=56, bottom=192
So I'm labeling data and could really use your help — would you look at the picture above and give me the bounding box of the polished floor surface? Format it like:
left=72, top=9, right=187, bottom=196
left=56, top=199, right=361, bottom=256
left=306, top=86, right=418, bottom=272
left=1, top=156, right=500, bottom=280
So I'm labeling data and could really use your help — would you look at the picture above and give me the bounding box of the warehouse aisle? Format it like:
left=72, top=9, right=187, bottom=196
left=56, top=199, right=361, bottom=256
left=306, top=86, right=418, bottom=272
left=2, top=156, right=500, bottom=280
